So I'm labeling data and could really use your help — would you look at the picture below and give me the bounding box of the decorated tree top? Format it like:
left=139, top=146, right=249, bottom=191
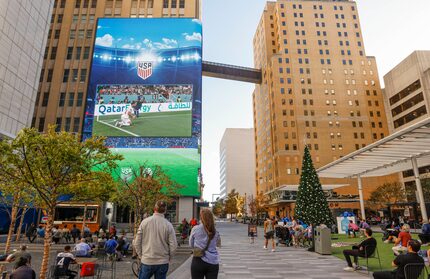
left=295, top=145, right=333, bottom=226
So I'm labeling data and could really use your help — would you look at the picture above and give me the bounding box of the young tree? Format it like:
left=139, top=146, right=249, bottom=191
left=224, top=189, right=239, bottom=220
left=212, top=198, right=225, bottom=218
left=0, top=126, right=122, bottom=279
left=248, top=191, right=269, bottom=224
left=112, top=163, right=182, bottom=234
left=295, top=146, right=333, bottom=226
left=0, top=181, right=35, bottom=253
left=368, top=182, right=406, bottom=210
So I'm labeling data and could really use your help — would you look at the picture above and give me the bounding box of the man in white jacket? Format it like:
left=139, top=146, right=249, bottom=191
left=133, top=201, right=177, bottom=279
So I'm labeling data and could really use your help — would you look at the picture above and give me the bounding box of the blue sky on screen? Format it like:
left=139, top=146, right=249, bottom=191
left=95, top=18, right=202, bottom=50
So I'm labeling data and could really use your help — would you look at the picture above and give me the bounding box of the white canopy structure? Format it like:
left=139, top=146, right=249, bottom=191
left=317, top=117, right=430, bottom=221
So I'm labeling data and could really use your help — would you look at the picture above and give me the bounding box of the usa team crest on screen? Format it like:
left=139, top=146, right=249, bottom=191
left=137, top=61, right=153, bottom=80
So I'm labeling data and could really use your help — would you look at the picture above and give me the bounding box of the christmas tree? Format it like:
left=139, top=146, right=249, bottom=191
left=295, top=145, right=333, bottom=226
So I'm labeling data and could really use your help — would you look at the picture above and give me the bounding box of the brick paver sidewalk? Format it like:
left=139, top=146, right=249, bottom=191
left=169, top=222, right=368, bottom=279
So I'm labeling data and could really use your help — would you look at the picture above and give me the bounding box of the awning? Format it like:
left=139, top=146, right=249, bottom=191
left=317, top=117, right=430, bottom=178
left=276, top=184, right=349, bottom=191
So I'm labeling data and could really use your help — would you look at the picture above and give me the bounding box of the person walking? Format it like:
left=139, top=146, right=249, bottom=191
left=264, top=215, right=276, bottom=252
left=134, top=201, right=177, bottom=279
left=26, top=223, right=37, bottom=243
left=189, top=209, right=221, bottom=279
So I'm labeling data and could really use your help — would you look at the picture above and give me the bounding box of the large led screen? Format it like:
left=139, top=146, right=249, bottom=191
left=83, top=18, right=202, bottom=197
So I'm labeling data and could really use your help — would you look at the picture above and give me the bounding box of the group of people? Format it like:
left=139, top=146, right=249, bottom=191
left=133, top=200, right=220, bottom=279
left=342, top=219, right=430, bottom=279
left=260, top=216, right=313, bottom=251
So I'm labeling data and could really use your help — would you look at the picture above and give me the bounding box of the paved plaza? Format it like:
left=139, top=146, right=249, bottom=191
left=169, top=222, right=367, bottom=279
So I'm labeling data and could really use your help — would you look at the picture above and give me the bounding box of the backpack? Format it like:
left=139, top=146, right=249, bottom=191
left=80, top=262, right=95, bottom=277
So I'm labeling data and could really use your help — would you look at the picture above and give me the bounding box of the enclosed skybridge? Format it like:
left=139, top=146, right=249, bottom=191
left=202, top=61, right=262, bottom=84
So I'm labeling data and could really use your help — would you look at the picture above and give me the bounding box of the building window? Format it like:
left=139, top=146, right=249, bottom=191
left=86, top=30, right=92, bottom=38
left=59, top=92, right=66, bottom=107
left=47, top=69, right=53, bottom=82
left=38, top=118, right=45, bottom=132
left=63, top=69, right=70, bottom=82
left=65, top=118, right=71, bottom=132
left=42, top=92, right=49, bottom=107
left=83, top=47, right=90, bottom=59
left=75, top=0, right=81, bottom=8
left=67, top=47, right=73, bottom=59
left=50, top=47, right=57, bottom=60
left=70, top=30, right=76, bottom=39
left=179, top=0, right=185, bottom=8
left=83, top=0, right=89, bottom=8
left=91, top=0, right=97, bottom=8
left=55, top=118, right=62, bottom=132
left=57, top=14, right=63, bottom=23
left=77, top=92, right=84, bottom=107
left=75, top=47, right=81, bottom=59
left=68, top=93, right=75, bottom=106
left=78, top=30, right=84, bottom=39
left=73, top=118, right=80, bottom=133
left=72, top=69, right=78, bottom=82
left=54, top=30, right=61, bottom=39
left=79, top=70, right=87, bottom=82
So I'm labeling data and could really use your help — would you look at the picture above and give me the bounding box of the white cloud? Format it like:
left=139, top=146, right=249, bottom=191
left=95, top=34, right=113, bottom=47
left=192, top=19, right=202, bottom=24
left=153, top=38, right=178, bottom=49
left=117, top=38, right=122, bottom=41
left=121, top=43, right=142, bottom=50
left=184, top=32, right=202, bottom=42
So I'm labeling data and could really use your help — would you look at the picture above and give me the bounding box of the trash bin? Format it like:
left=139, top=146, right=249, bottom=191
left=314, top=226, right=331, bottom=255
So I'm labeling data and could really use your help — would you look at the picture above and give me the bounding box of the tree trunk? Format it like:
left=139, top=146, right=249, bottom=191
left=4, top=204, right=18, bottom=254
left=81, top=203, right=88, bottom=238
left=39, top=208, right=54, bottom=279
left=128, top=209, right=133, bottom=233
left=15, top=206, right=28, bottom=242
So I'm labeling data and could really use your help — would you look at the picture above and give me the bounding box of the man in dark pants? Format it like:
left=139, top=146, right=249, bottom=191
left=418, top=218, right=430, bottom=244
left=343, top=228, right=377, bottom=271
left=373, top=239, right=424, bottom=279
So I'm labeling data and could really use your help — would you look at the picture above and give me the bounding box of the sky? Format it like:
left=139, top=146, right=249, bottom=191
left=95, top=18, right=202, bottom=49
left=200, top=0, right=430, bottom=202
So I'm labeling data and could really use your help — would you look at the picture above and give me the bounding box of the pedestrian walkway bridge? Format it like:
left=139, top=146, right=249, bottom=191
left=202, top=61, right=262, bottom=84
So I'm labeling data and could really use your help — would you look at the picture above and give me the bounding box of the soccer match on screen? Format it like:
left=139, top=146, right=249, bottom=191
left=92, top=84, right=193, bottom=137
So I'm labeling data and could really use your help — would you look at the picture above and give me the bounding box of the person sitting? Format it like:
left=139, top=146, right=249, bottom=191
left=104, top=235, right=118, bottom=259
left=6, top=245, right=31, bottom=265
left=384, top=226, right=401, bottom=243
left=393, top=224, right=412, bottom=256
left=343, top=228, right=377, bottom=271
left=418, top=218, right=430, bottom=244
left=10, top=257, right=36, bottom=279
left=52, top=225, right=62, bottom=244
left=74, top=238, right=92, bottom=257
left=373, top=239, right=424, bottom=279
left=55, top=245, right=78, bottom=279
left=347, top=220, right=360, bottom=238
left=36, top=225, right=45, bottom=239
left=70, top=224, right=81, bottom=244
left=359, top=219, right=370, bottom=237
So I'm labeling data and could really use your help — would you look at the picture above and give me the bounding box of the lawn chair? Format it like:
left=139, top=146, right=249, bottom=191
left=404, top=263, right=427, bottom=279
left=357, top=245, right=382, bottom=274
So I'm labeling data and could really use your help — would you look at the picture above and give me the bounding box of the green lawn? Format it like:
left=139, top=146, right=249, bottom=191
left=331, top=232, right=398, bottom=271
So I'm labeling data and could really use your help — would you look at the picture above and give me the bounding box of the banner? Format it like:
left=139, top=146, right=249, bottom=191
left=95, top=102, right=192, bottom=116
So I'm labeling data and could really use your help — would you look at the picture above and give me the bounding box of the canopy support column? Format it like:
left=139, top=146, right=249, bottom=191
left=412, top=157, right=428, bottom=222
left=357, top=175, right=366, bottom=220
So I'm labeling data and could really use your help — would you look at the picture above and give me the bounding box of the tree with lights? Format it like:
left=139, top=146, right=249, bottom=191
left=295, top=145, right=333, bottom=226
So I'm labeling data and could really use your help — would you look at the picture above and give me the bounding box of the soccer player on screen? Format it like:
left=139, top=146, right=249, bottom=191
left=115, top=105, right=135, bottom=128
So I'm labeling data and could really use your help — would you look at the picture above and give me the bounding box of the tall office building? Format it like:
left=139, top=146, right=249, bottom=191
left=32, top=0, right=200, bottom=133
left=252, top=0, right=394, bottom=216
left=0, top=0, right=53, bottom=138
left=383, top=50, right=430, bottom=200
left=219, top=128, right=256, bottom=199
